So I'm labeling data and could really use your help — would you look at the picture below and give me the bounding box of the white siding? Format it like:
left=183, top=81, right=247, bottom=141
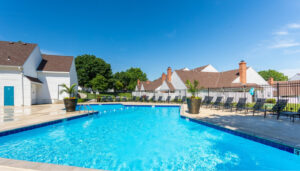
left=0, top=68, right=23, bottom=106
left=232, top=67, right=268, bottom=85
left=37, top=72, right=70, bottom=104
left=201, top=64, right=218, bottom=72
left=22, top=46, right=42, bottom=78
left=171, top=71, right=187, bottom=90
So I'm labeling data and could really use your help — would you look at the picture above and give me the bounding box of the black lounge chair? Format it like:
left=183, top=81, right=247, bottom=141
left=107, top=96, right=113, bottom=102
left=122, top=96, right=127, bottom=102
left=157, top=96, right=163, bottom=102
left=100, top=96, right=106, bottom=102
left=144, top=96, right=150, bottom=102
left=247, top=98, right=266, bottom=115
left=235, top=98, right=247, bottom=112
left=201, top=96, right=209, bottom=106
left=115, top=96, right=121, bottom=102
left=223, top=97, right=234, bottom=111
left=151, top=96, right=156, bottom=102
left=166, top=96, right=171, bottom=103
left=174, top=96, right=179, bottom=103
left=181, top=96, right=187, bottom=103
left=264, top=99, right=288, bottom=118
left=203, top=96, right=214, bottom=107
left=132, top=96, right=137, bottom=101
left=211, top=96, right=223, bottom=109
left=278, top=109, right=300, bottom=122
left=139, top=96, right=145, bottom=102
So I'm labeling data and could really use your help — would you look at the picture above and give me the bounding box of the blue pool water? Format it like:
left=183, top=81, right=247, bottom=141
left=0, top=104, right=300, bottom=170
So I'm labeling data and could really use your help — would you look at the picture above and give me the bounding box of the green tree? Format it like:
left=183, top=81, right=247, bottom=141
left=113, top=67, right=147, bottom=91
left=75, top=54, right=113, bottom=88
left=90, top=75, right=109, bottom=92
left=114, top=80, right=124, bottom=91
left=258, top=70, right=288, bottom=81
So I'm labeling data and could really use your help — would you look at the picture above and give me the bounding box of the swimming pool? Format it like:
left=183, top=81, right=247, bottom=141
left=0, top=104, right=299, bottom=170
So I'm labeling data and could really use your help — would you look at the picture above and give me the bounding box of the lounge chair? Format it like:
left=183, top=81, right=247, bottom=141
left=101, top=96, right=107, bottom=102
left=235, top=98, right=247, bottom=112
left=166, top=96, right=171, bottom=103
left=246, top=98, right=266, bottom=115
left=222, top=97, right=234, bottom=111
left=115, top=96, right=121, bottom=102
left=157, top=96, right=163, bottom=102
left=264, top=99, right=288, bottom=118
left=132, top=96, right=137, bottom=101
left=181, top=96, right=187, bottom=103
left=151, top=96, right=156, bottom=102
left=201, top=96, right=208, bottom=106
left=144, top=96, right=150, bottom=102
left=173, top=96, right=179, bottom=103
left=277, top=109, right=300, bottom=122
left=122, top=96, right=127, bottom=102
left=107, top=96, right=113, bottom=102
left=203, top=96, right=214, bottom=107
left=139, top=96, right=145, bottom=102
left=211, top=96, right=223, bottom=109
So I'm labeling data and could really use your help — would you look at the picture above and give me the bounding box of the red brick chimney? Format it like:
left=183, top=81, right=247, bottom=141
left=239, top=60, right=247, bottom=84
left=161, top=73, right=166, bottom=83
left=167, top=67, right=172, bottom=82
left=268, top=77, right=274, bottom=85
left=137, top=79, right=140, bottom=86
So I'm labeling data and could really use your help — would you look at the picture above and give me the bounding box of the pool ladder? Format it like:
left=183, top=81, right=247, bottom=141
left=78, top=104, right=94, bottom=114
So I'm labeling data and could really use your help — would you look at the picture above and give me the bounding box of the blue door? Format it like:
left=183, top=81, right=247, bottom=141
left=4, top=86, right=14, bottom=106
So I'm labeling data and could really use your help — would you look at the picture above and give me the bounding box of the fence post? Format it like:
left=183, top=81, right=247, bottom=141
left=277, top=83, right=279, bottom=102
left=243, top=85, right=246, bottom=99
left=208, top=88, right=210, bottom=97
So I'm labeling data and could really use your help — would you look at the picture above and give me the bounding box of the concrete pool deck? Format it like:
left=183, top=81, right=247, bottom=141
left=1, top=102, right=300, bottom=170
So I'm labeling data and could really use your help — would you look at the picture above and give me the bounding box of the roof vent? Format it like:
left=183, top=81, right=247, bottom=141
left=7, top=56, right=11, bottom=61
left=9, top=41, right=14, bottom=44
left=22, top=42, right=27, bottom=45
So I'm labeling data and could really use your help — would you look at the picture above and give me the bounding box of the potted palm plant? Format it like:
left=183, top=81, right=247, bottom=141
left=60, top=83, right=78, bottom=112
left=186, top=80, right=202, bottom=114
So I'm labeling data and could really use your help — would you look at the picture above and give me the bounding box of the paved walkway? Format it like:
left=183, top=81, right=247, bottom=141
left=181, top=104, right=300, bottom=149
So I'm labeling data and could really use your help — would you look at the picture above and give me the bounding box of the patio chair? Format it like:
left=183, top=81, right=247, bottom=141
left=107, top=96, right=113, bottom=102
left=246, top=98, right=266, bottom=115
left=115, top=96, right=121, bottom=102
left=203, top=96, right=214, bottom=107
left=211, top=96, right=223, bottom=109
left=173, top=96, right=179, bottom=103
left=144, top=96, right=150, bottom=102
left=151, top=96, right=156, bottom=102
left=132, top=96, right=137, bottom=101
left=139, top=96, right=145, bottom=102
left=264, top=99, right=288, bottom=118
left=277, top=108, right=300, bottom=122
left=157, top=96, right=163, bottom=102
left=166, top=96, right=171, bottom=103
left=101, top=96, right=106, bottom=102
left=122, top=96, right=127, bottom=102
left=222, top=97, right=234, bottom=111
left=181, top=96, right=187, bottom=103
left=235, top=98, right=247, bottom=113
left=201, top=96, right=208, bottom=106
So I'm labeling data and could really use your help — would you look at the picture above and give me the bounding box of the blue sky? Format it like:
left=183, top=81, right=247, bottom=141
left=1, top=0, right=300, bottom=80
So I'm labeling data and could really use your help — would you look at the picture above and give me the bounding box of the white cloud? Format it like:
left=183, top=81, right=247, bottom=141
left=270, top=41, right=300, bottom=48
left=279, top=68, right=300, bottom=78
left=287, top=23, right=300, bottom=29
left=273, top=31, right=288, bottom=35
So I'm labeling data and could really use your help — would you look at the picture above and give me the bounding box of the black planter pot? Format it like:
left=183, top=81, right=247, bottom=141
left=64, top=99, right=78, bottom=112
left=187, top=98, right=202, bottom=114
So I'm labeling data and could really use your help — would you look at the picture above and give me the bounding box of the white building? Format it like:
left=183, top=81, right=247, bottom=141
left=0, top=41, right=78, bottom=106
left=134, top=61, right=269, bottom=102
left=289, top=73, right=300, bottom=81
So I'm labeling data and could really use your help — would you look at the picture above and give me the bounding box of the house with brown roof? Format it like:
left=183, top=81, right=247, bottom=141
left=0, top=41, right=78, bottom=106
left=134, top=61, right=268, bottom=100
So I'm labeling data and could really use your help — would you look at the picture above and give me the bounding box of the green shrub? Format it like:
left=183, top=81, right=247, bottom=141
left=266, top=98, right=276, bottom=104
left=78, top=98, right=87, bottom=103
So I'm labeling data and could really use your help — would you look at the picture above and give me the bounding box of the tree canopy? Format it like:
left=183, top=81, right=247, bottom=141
left=75, top=54, right=113, bottom=88
left=113, top=67, right=147, bottom=91
left=258, top=70, right=288, bottom=81
left=75, top=54, right=147, bottom=92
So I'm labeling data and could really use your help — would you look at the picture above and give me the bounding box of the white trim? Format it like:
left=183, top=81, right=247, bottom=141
left=37, top=71, right=70, bottom=74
